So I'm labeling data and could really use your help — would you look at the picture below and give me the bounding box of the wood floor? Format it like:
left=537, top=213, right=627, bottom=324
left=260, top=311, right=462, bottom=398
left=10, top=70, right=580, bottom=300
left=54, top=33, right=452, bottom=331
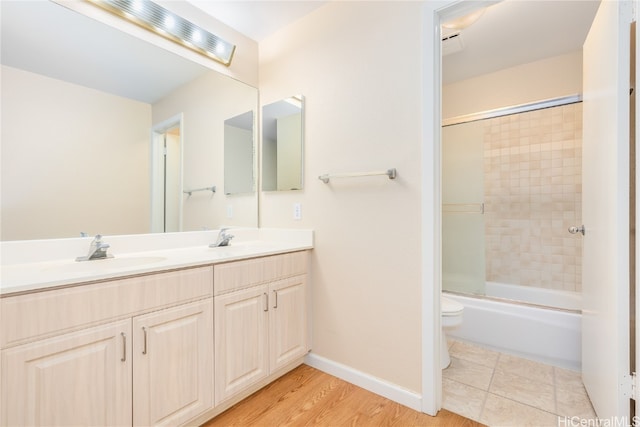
left=202, top=364, right=485, bottom=426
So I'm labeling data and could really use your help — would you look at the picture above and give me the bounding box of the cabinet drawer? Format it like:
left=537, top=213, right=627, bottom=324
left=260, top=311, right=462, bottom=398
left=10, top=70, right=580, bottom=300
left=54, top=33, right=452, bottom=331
left=0, top=266, right=213, bottom=349
left=214, top=251, right=308, bottom=295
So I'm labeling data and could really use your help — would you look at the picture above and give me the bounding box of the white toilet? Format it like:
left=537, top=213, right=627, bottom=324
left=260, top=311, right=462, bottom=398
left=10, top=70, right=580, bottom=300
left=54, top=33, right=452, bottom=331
left=441, top=295, right=464, bottom=369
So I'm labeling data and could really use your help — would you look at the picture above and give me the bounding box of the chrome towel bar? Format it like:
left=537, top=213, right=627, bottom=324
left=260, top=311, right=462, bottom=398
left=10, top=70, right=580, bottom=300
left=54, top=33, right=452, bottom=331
left=184, top=186, right=216, bottom=196
left=318, top=168, right=397, bottom=184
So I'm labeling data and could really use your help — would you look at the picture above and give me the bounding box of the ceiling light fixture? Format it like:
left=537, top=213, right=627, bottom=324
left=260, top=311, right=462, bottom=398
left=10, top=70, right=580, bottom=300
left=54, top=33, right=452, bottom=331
left=88, top=0, right=236, bottom=66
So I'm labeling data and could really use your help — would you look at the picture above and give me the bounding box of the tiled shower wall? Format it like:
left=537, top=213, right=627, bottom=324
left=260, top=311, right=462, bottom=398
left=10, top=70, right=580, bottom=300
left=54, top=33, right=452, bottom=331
left=483, top=103, right=583, bottom=292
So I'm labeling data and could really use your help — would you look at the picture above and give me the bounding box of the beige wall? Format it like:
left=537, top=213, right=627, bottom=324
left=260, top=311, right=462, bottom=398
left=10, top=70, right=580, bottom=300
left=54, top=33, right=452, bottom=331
left=259, top=1, right=424, bottom=392
left=443, top=51, right=583, bottom=120
left=1, top=65, right=152, bottom=241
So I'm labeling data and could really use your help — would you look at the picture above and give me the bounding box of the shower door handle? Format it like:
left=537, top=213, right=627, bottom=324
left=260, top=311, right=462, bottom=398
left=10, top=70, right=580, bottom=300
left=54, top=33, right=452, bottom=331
left=568, top=225, right=585, bottom=235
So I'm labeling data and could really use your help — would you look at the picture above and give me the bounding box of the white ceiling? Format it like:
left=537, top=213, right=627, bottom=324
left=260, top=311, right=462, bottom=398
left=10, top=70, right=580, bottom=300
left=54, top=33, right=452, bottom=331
left=186, top=0, right=600, bottom=83
left=0, top=0, right=601, bottom=102
left=442, top=0, right=600, bottom=84
left=186, top=0, right=328, bottom=42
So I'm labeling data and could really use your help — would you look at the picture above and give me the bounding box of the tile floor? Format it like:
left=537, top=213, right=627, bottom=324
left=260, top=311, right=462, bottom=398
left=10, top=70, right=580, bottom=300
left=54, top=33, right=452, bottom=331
left=443, top=339, right=596, bottom=427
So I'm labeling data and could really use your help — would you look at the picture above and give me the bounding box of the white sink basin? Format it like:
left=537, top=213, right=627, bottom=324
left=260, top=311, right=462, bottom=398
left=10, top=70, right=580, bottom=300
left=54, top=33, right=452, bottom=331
left=42, top=256, right=167, bottom=273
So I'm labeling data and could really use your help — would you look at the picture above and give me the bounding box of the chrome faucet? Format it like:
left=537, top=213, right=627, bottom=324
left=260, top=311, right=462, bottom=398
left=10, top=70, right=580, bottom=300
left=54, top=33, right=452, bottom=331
left=76, top=234, right=113, bottom=261
left=209, top=228, right=234, bottom=247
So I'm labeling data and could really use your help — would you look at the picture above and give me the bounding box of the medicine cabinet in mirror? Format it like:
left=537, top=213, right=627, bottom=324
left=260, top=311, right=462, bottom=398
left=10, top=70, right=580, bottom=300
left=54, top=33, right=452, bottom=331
left=0, top=0, right=259, bottom=241
left=261, top=95, right=304, bottom=191
left=224, top=111, right=255, bottom=195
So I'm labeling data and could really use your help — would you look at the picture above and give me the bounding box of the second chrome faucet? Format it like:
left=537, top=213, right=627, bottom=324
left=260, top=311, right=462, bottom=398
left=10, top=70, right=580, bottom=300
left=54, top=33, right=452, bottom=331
left=76, top=234, right=112, bottom=261
left=210, top=228, right=234, bottom=247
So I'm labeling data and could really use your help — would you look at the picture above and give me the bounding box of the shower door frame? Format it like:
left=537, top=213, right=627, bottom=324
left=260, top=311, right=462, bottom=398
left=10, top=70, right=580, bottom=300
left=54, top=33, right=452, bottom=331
left=442, top=95, right=583, bottom=308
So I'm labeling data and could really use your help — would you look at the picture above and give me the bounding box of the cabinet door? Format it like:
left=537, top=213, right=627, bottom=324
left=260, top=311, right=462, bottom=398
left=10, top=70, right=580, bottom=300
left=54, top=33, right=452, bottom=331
left=214, top=286, right=268, bottom=405
left=269, top=275, right=308, bottom=371
left=133, top=299, right=213, bottom=427
left=1, top=320, right=132, bottom=427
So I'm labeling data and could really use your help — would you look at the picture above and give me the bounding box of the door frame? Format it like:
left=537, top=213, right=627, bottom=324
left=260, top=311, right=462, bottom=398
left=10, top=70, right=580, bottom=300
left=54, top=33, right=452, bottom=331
left=421, top=0, right=498, bottom=414
left=150, top=113, right=184, bottom=233
left=423, top=0, right=638, bottom=417
left=633, top=12, right=640, bottom=419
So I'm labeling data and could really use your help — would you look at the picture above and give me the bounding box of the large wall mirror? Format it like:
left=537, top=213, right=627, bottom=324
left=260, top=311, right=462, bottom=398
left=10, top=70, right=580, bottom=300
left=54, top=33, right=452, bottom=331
left=262, top=95, right=304, bottom=191
left=0, top=0, right=258, bottom=241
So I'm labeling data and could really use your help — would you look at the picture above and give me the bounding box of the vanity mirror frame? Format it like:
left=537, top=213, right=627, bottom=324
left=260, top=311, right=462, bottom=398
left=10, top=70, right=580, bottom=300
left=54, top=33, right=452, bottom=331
left=0, top=0, right=259, bottom=241
left=261, top=95, right=305, bottom=192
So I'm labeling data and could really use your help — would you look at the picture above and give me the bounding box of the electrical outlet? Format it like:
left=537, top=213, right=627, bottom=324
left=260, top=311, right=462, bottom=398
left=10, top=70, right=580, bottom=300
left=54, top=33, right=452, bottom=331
left=293, top=203, right=302, bottom=220
left=226, top=205, right=233, bottom=219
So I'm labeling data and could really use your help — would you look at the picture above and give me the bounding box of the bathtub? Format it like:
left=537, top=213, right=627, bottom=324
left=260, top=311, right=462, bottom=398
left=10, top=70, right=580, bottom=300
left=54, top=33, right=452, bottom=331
left=444, top=290, right=582, bottom=371
left=485, top=281, right=581, bottom=311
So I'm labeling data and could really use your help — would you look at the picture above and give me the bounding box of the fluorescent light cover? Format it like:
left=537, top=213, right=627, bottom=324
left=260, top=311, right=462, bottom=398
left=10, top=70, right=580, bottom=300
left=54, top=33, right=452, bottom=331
left=89, top=0, right=236, bottom=66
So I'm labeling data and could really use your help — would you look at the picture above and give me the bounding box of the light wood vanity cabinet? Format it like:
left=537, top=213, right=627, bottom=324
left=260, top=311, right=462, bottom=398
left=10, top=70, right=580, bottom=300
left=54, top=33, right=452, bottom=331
left=1, top=320, right=133, bottom=427
left=0, top=266, right=214, bottom=427
left=0, top=250, right=310, bottom=426
left=213, top=251, right=309, bottom=405
left=132, top=299, right=213, bottom=426
left=269, top=276, right=308, bottom=370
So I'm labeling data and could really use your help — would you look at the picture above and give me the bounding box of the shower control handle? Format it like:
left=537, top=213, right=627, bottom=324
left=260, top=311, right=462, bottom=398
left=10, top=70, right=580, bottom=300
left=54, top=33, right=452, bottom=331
left=568, top=225, right=585, bottom=236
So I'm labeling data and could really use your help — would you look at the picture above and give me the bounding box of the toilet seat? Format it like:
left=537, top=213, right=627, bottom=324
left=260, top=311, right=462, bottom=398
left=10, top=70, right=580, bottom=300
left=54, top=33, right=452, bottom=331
left=441, top=296, right=463, bottom=317
left=441, top=295, right=463, bottom=329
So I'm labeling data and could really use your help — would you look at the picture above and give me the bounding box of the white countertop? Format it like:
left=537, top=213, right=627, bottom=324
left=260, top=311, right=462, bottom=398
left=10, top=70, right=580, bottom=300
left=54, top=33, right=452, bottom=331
left=0, top=229, right=313, bottom=296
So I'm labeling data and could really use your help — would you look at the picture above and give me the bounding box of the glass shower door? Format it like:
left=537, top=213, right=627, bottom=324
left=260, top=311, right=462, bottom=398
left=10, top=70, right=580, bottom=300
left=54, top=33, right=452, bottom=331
left=442, top=120, right=485, bottom=295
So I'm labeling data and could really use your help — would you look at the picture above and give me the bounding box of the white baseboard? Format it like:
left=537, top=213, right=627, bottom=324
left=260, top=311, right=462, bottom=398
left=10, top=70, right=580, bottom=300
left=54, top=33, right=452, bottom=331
left=304, top=352, right=423, bottom=412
